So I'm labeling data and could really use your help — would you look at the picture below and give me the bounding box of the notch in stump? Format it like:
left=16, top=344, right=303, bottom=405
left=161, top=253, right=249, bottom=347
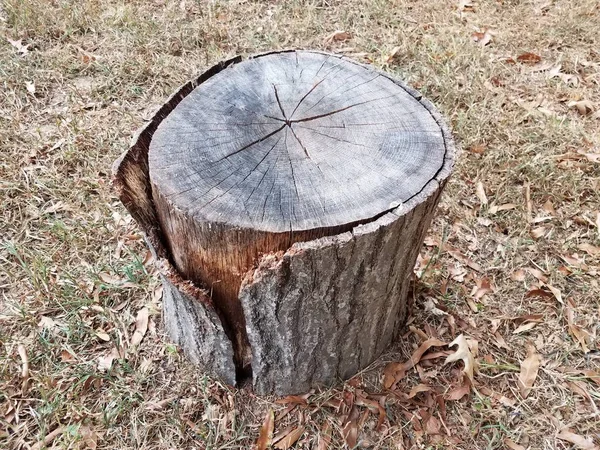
left=113, top=50, right=455, bottom=395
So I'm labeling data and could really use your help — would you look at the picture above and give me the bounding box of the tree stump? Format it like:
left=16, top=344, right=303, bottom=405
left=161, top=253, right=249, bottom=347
left=113, top=50, right=455, bottom=395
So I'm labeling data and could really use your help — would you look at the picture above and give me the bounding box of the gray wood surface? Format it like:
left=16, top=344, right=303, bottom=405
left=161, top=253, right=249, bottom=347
left=114, top=50, right=455, bottom=394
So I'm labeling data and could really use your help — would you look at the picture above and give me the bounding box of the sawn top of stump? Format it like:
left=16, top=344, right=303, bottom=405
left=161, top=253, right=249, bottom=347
left=149, top=50, right=450, bottom=233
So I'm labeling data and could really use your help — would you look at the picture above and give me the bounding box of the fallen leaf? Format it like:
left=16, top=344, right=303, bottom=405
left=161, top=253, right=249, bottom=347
left=425, top=415, right=442, bottom=435
left=530, top=226, right=547, bottom=239
left=556, top=429, right=597, bottom=450
left=566, top=306, right=591, bottom=353
left=489, top=203, right=517, bottom=214
left=324, top=30, right=351, bottom=44
left=476, top=181, right=488, bottom=206
left=469, top=143, right=485, bottom=154
left=383, top=338, right=446, bottom=388
left=446, top=380, right=471, bottom=401
left=317, top=421, right=331, bottom=450
left=517, top=52, right=542, bottom=64
left=568, top=380, right=593, bottom=403
left=581, top=369, right=600, bottom=387
left=543, top=199, right=557, bottom=216
left=445, top=246, right=483, bottom=272
left=408, top=384, right=432, bottom=399
left=17, top=344, right=29, bottom=378
left=274, top=426, right=305, bottom=450
left=31, top=426, right=66, bottom=450
left=472, top=29, right=492, bottom=46
left=386, top=46, right=401, bottom=64
left=445, top=335, right=476, bottom=383
left=8, top=38, right=30, bottom=56
left=525, top=288, right=554, bottom=300
left=131, top=307, right=149, bottom=346
left=79, top=425, right=98, bottom=450
left=525, top=267, right=549, bottom=283
left=544, top=284, right=563, bottom=304
left=511, top=269, right=526, bottom=281
left=517, top=344, right=541, bottom=398
left=97, top=348, right=119, bottom=372
left=513, top=322, right=538, bottom=334
left=61, top=349, right=75, bottom=362
left=256, top=409, right=274, bottom=450
left=578, top=243, right=600, bottom=256
left=341, top=419, right=357, bottom=449
left=504, top=438, right=526, bottom=450
left=95, top=331, right=110, bottom=342
left=275, top=395, right=309, bottom=406
left=568, top=100, right=595, bottom=116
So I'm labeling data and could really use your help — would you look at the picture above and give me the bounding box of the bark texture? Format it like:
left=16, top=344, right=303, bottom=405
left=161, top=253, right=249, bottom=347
left=240, top=182, right=445, bottom=395
left=113, top=50, right=455, bottom=395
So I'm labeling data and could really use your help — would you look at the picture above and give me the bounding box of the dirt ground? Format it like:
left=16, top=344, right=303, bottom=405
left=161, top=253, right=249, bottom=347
left=1, top=0, right=599, bottom=449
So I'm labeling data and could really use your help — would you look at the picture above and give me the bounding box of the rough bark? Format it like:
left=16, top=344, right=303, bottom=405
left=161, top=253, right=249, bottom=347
left=113, top=50, right=455, bottom=395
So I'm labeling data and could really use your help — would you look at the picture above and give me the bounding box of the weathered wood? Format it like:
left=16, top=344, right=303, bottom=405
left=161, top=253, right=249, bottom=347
left=114, top=50, right=455, bottom=395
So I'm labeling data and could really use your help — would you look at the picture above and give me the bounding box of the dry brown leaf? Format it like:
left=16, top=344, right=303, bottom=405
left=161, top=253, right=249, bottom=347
left=469, top=143, right=485, bottom=154
left=383, top=338, right=446, bottom=388
left=556, top=429, right=597, bottom=450
left=8, top=38, right=30, bottom=56
left=566, top=306, right=591, bottom=353
left=317, top=421, right=331, bottom=450
left=493, top=331, right=510, bottom=350
left=518, top=344, right=541, bottom=398
left=524, top=267, right=548, bottom=283
left=568, top=100, right=595, bottom=116
left=445, top=246, right=483, bottom=272
left=446, top=379, right=471, bottom=401
left=513, top=322, right=538, bottom=334
left=581, top=369, right=600, bottom=387
left=475, top=181, right=488, bottom=206
left=543, top=199, right=557, bottom=216
left=489, top=203, right=517, bottom=214
left=275, top=395, right=309, bottom=406
left=530, top=226, right=547, bottom=239
left=578, top=243, right=600, bottom=256
left=31, top=426, right=66, bottom=450
left=131, top=307, right=149, bottom=346
left=425, top=415, right=442, bottom=435
left=544, top=284, right=563, bottom=304
left=504, top=438, right=526, bottom=450
left=95, top=331, right=110, bottom=342
left=79, top=425, right=98, bottom=450
left=511, top=269, right=526, bottom=281
left=386, top=46, right=401, bottom=64
left=17, top=344, right=29, bottom=378
left=324, top=30, right=351, bottom=44
left=408, top=384, right=432, bottom=399
left=472, top=29, right=492, bottom=46
left=525, top=288, right=554, bottom=300
left=256, top=409, right=274, bottom=450
left=274, top=426, right=304, bottom=450
left=517, top=52, right=542, bottom=64
left=97, top=347, right=119, bottom=372
left=444, top=335, right=476, bottom=383
left=341, top=419, right=357, bottom=449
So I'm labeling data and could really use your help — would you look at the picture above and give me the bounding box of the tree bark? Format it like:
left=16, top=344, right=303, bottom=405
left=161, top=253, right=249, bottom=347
left=113, top=50, right=455, bottom=395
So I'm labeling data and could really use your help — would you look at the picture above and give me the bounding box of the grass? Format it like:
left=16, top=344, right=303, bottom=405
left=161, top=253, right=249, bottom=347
left=1, top=0, right=599, bottom=448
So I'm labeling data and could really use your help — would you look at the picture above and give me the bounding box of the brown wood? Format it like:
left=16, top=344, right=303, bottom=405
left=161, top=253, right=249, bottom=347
left=113, top=50, right=455, bottom=395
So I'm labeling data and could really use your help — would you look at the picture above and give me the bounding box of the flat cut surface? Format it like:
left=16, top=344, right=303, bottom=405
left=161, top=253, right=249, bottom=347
left=149, top=51, right=445, bottom=232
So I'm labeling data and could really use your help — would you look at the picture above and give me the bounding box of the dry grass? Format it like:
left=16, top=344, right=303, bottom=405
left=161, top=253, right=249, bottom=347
left=1, top=0, right=599, bottom=448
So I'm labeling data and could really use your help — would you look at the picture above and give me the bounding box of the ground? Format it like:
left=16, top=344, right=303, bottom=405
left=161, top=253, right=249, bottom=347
left=1, top=0, right=599, bottom=449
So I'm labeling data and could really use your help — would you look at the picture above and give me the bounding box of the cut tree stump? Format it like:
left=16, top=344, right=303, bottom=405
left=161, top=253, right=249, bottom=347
left=113, top=50, right=455, bottom=395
